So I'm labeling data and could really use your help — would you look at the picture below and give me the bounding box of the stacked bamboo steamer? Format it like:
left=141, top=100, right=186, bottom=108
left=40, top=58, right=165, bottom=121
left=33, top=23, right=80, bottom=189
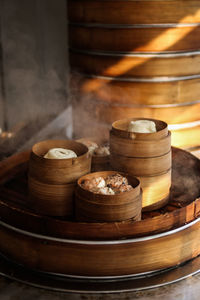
left=68, top=0, right=200, bottom=149
left=110, top=118, right=171, bottom=211
left=28, top=140, right=91, bottom=217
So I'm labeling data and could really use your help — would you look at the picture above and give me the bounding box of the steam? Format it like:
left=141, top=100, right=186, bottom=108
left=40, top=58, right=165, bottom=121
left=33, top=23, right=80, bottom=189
left=70, top=71, right=111, bottom=145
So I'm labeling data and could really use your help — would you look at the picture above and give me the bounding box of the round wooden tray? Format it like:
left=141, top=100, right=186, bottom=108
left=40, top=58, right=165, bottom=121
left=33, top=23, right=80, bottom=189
left=0, top=147, right=200, bottom=278
left=0, top=252, right=200, bottom=293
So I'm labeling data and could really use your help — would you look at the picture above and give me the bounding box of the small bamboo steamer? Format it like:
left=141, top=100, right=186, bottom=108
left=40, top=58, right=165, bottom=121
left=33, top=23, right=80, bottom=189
left=76, top=138, right=110, bottom=172
left=75, top=171, right=142, bottom=222
left=110, top=118, right=171, bottom=211
left=111, top=118, right=168, bottom=141
left=29, top=140, right=91, bottom=184
left=28, top=140, right=91, bottom=217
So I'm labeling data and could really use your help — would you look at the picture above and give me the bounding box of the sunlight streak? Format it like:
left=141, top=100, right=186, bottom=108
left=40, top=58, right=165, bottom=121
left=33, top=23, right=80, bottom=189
left=81, top=10, right=200, bottom=93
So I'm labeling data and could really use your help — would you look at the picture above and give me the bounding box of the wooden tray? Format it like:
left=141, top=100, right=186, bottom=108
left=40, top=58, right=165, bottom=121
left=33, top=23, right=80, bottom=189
left=0, top=252, right=200, bottom=293
left=0, top=147, right=200, bottom=277
left=0, top=147, right=200, bottom=240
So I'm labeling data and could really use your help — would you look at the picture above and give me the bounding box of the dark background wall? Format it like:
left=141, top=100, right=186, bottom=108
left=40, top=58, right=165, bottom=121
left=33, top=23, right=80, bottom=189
left=0, top=0, right=69, bottom=135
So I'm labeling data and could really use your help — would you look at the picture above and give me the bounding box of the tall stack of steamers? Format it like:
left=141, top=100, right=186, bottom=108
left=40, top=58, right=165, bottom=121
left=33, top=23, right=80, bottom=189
left=68, top=0, right=200, bottom=150
left=110, top=118, right=171, bottom=211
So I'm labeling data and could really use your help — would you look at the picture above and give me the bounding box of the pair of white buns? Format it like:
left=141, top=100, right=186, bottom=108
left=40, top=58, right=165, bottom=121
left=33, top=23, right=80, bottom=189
left=44, top=148, right=77, bottom=159
left=128, top=120, right=156, bottom=133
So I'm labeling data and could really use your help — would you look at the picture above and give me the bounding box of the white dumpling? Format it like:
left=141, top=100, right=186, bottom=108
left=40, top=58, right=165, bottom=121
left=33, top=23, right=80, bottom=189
left=128, top=120, right=156, bottom=133
left=44, top=148, right=77, bottom=159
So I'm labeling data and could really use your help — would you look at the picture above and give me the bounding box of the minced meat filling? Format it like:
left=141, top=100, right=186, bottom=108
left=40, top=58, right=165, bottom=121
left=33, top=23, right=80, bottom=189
left=81, top=174, right=133, bottom=195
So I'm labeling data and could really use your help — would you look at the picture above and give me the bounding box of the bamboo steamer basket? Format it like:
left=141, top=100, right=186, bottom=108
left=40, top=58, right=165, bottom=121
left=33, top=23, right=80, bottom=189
left=28, top=140, right=91, bottom=217
left=76, top=138, right=110, bottom=172
left=75, top=171, right=142, bottom=222
left=1, top=219, right=200, bottom=277
left=70, top=51, right=200, bottom=78
left=110, top=129, right=171, bottom=157
left=68, top=0, right=200, bottom=150
left=110, top=152, right=171, bottom=176
left=110, top=118, right=171, bottom=211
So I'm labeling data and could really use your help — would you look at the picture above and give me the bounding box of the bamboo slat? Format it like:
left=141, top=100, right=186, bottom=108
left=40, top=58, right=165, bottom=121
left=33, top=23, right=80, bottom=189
left=79, top=77, right=200, bottom=106
left=70, top=51, right=200, bottom=77
left=69, top=25, right=200, bottom=53
left=68, top=0, right=200, bottom=25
